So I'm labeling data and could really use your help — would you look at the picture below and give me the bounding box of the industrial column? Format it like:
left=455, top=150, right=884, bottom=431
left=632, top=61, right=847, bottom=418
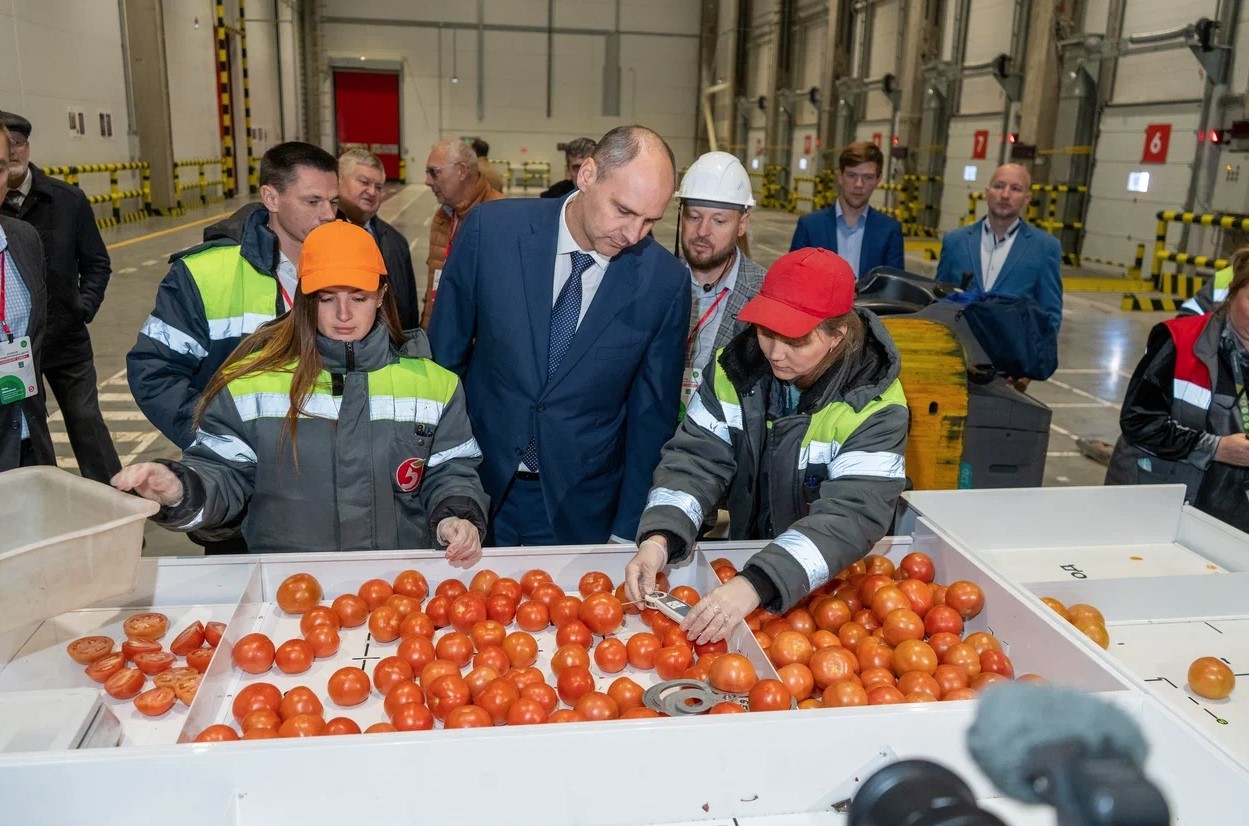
left=1016, top=0, right=1062, bottom=183
left=119, top=0, right=178, bottom=213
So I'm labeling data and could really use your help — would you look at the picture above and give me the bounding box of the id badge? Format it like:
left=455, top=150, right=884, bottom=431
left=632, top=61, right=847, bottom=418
left=0, top=336, right=37, bottom=405
left=432, top=268, right=444, bottom=290
left=678, top=367, right=701, bottom=420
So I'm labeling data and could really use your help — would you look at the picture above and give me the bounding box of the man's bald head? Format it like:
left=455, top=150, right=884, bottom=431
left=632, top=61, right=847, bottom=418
left=986, top=163, right=1033, bottom=224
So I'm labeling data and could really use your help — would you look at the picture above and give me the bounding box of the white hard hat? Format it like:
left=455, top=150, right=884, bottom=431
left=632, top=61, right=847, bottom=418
left=678, top=151, right=755, bottom=209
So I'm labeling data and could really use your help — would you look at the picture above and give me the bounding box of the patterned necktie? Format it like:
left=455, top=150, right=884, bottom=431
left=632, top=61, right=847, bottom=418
left=521, top=251, right=595, bottom=472
left=4, top=191, right=22, bottom=213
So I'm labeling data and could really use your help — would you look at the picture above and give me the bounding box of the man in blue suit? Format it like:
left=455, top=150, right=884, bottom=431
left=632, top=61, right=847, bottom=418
left=430, top=126, right=689, bottom=546
left=935, top=163, right=1063, bottom=387
left=789, top=141, right=904, bottom=279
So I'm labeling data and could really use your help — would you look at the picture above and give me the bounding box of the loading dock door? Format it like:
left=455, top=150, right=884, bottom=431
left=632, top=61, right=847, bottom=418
left=333, top=70, right=402, bottom=180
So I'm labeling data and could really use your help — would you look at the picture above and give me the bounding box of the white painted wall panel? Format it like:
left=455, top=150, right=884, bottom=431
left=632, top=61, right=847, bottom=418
left=621, top=0, right=701, bottom=33
left=959, top=75, right=1007, bottom=115
left=1083, top=104, right=1200, bottom=265
left=940, top=0, right=957, bottom=62
left=1083, top=0, right=1110, bottom=35
left=164, top=0, right=219, bottom=166
left=864, top=89, right=895, bottom=122
left=867, top=1, right=899, bottom=80
left=554, top=0, right=616, bottom=29
left=486, top=0, right=554, bottom=28
left=241, top=9, right=283, bottom=163
left=939, top=114, right=1005, bottom=232
left=963, top=0, right=1016, bottom=64
left=321, top=0, right=474, bottom=25
left=1121, top=0, right=1216, bottom=36
left=1111, top=53, right=1206, bottom=104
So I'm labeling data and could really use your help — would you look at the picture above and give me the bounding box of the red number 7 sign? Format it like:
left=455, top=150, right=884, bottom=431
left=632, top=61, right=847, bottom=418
left=972, top=130, right=989, bottom=160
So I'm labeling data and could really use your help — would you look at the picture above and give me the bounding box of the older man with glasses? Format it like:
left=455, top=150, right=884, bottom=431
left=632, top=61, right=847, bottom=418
left=421, top=139, right=505, bottom=328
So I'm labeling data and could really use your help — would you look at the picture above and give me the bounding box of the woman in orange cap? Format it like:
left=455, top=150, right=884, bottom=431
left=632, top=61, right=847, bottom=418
left=114, top=221, right=488, bottom=561
left=624, top=247, right=909, bottom=643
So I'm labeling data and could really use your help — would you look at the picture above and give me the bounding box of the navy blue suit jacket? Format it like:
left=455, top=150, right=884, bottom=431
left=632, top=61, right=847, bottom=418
left=934, top=218, right=1063, bottom=334
left=789, top=204, right=904, bottom=277
left=429, top=196, right=690, bottom=544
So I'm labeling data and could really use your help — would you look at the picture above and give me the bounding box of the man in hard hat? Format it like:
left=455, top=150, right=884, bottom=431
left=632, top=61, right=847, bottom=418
left=677, top=151, right=765, bottom=411
left=790, top=141, right=903, bottom=280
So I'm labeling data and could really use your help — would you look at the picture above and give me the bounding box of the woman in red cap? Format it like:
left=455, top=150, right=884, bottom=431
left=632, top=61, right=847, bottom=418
left=113, top=221, right=488, bottom=562
left=624, top=247, right=909, bottom=643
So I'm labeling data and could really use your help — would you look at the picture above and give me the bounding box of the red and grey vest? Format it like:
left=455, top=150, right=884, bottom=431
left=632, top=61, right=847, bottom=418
left=1162, top=313, right=1216, bottom=430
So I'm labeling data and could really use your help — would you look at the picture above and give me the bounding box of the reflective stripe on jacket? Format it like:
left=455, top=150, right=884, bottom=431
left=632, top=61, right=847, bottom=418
left=638, top=310, right=909, bottom=612
left=157, top=324, right=488, bottom=552
left=1179, top=266, right=1232, bottom=316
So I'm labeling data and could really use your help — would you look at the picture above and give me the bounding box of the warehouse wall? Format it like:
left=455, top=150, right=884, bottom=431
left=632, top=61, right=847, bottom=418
left=164, top=0, right=218, bottom=163
left=318, top=0, right=702, bottom=181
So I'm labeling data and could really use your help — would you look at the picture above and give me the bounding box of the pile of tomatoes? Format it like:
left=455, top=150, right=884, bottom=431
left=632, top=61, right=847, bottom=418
left=1038, top=597, right=1111, bottom=649
left=65, top=613, right=224, bottom=717
left=726, top=551, right=1040, bottom=708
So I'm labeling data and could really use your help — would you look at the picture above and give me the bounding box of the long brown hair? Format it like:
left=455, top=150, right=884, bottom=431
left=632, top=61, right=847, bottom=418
left=196, top=285, right=405, bottom=454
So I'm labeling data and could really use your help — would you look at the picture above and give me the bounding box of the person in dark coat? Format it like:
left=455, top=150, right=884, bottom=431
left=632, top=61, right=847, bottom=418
left=2, top=112, right=119, bottom=482
left=0, top=126, right=54, bottom=471
left=539, top=137, right=596, bottom=199
left=336, top=148, right=422, bottom=330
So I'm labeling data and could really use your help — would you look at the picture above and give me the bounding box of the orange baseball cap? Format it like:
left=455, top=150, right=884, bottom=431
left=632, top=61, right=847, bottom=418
left=736, top=247, right=856, bottom=338
left=297, top=220, right=387, bottom=294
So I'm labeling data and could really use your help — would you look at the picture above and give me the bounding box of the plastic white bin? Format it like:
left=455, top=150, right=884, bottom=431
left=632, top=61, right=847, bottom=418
left=0, top=467, right=158, bottom=635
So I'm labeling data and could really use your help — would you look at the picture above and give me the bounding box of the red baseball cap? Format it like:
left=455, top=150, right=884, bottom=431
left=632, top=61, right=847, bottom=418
left=736, top=247, right=856, bottom=338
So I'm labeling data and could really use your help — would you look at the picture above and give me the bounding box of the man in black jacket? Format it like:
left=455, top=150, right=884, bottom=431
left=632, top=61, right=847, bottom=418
left=337, top=148, right=421, bottom=329
left=2, top=112, right=119, bottom=482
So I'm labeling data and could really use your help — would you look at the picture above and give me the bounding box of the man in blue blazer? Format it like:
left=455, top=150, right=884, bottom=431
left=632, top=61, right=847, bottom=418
left=789, top=141, right=904, bottom=279
left=430, top=126, right=690, bottom=546
left=935, top=163, right=1063, bottom=384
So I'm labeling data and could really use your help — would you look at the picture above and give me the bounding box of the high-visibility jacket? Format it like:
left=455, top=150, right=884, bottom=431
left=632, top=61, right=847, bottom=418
left=154, top=324, right=489, bottom=552
left=637, top=311, right=909, bottom=612
left=1106, top=309, right=1249, bottom=532
left=1179, top=266, right=1232, bottom=316
left=128, top=206, right=285, bottom=449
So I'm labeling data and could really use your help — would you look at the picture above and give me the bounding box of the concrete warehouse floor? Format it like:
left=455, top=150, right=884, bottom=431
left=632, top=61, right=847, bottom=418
left=61, top=185, right=1155, bottom=556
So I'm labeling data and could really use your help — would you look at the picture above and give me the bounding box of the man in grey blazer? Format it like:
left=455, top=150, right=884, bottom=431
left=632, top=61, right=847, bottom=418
left=677, top=152, right=765, bottom=414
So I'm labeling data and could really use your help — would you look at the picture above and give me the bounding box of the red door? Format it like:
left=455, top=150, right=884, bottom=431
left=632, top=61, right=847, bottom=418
left=333, top=71, right=401, bottom=180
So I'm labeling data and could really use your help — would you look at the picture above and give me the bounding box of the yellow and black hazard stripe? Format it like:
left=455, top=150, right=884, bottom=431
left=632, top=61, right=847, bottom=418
left=215, top=0, right=236, bottom=198
left=1121, top=293, right=1181, bottom=312
left=237, top=0, right=256, bottom=194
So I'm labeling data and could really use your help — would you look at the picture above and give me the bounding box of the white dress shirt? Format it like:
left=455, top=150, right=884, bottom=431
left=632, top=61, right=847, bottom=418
left=554, top=192, right=611, bottom=326
left=980, top=218, right=1020, bottom=292
left=276, top=251, right=298, bottom=310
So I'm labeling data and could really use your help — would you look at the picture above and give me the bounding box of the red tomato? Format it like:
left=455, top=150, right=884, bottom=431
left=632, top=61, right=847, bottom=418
left=386, top=594, right=418, bottom=621
left=964, top=632, right=1001, bottom=655
left=123, top=612, right=168, bottom=642
left=232, top=633, right=276, bottom=674
left=769, top=630, right=814, bottom=668
left=898, top=552, right=935, bottom=583
left=943, top=687, right=979, bottom=702
left=448, top=593, right=488, bottom=634
left=435, top=632, right=475, bottom=668
left=419, top=659, right=460, bottom=689
left=1067, top=603, right=1105, bottom=627
left=445, top=704, right=494, bottom=729
left=881, top=609, right=925, bottom=647
left=979, top=649, right=1015, bottom=679
left=579, top=592, right=624, bottom=636
left=809, top=646, right=860, bottom=690
left=933, top=663, right=970, bottom=696
left=811, top=598, right=852, bottom=633
left=297, top=607, right=339, bottom=638
left=941, top=643, right=982, bottom=679
left=529, top=582, right=566, bottom=610
left=392, top=569, right=430, bottom=601
left=469, top=619, right=507, bottom=651
left=326, top=667, right=372, bottom=706
left=384, top=682, right=426, bottom=720
left=515, top=601, right=550, bottom=632
left=892, top=640, right=939, bottom=676
left=425, top=595, right=451, bottom=628
left=654, top=645, right=693, bottom=681
left=204, top=621, right=226, bottom=647
left=365, top=722, right=399, bottom=734
left=358, top=579, right=395, bottom=611
left=944, top=581, right=985, bottom=620
left=331, top=594, right=369, bottom=628
left=489, top=577, right=523, bottom=603
left=578, top=571, right=613, bottom=598
left=1188, top=657, right=1235, bottom=700
left=777, top=663, right=815, bottom=702
left=521, top=681, right=559, bottom=715
left=468, top=568, right=499, bottom=597
left=392, top=699, right=437, bottom=729
left=551, top=644, right=591, bottom=676
left=372, top=656, right=415, bottom=695
left=473, top=644, right=511, bottom=674
left=153, top=666, right=198, bottom=690
left=279, top=686, right=324, bottom=720
left=548, top=709, right=587, bottom=724
left=174, top=674, right=202, bottom=705
left=476, top=679, right=520, bottom=725
left=763, top=618, right=794, bottom=638
left=134, top=686, right=176, bottom=716
left=694, top=637, right=728, bottom=657
left=857, top=574, right=894, bottom=607
left=574, top=691, right=619, bottom=721
left=555, top=619, right=593, bottom=648
left=276, top=573, right=323, bottom=615
left=860, top=667, right=895, bottom=693
left=434, top=579, right=467, bottom=601
left=626, top=632, right=661, bottom=669
left=399, top=611, right=435, bottom=640
left=503, top=666, right=545, bottom=692
left=710, top=653, right=759, bottom=694
left=303, top=624, right=339, bottom=654
left=278, top=713, right=325, bottom=738
left=867, top=685, right=907, bottom=705
left=122, top=638, right=162, bottom=663
left=556, top=665, right=596, bottom=705
left=66, top=636, right=114, bottom=665
left=274, top=639, right=315, bottom=675
left=927, top=631, right=963, bottom=660
left=615, top=583, right=640, bottom=614
left=895, top=579, right=934, bottom=618
left=593, top=638, right=629, bottom=674
left=858, top=639, right=894, bottom=673
left=243, top=727, right=281, bottom=740
left=621, top=707, right=663, bottom=719
left=169, top=621, right=206, bottom=656
left=606, top=676, right=644, bottom=714
left=368, top=605, right=402, bottom=643
left=519, top=569, right=553, bottom=596
left=822, top=679, right=869, bottom=707
left=133, top=650, right=176, bottom=676
left=232, top=683, right=282, bottom=723
left=501, top=632, right=539, bottom=669
left=241, top=708, right=281, bottom=732
left=809, top=630, right=840, bottom=650
left=870, top=586, right=913, bottom=624
left=644, top=610, right=678, bottom=640
left=104, top=667, right=145, bottom=700
left=549, top=595, right=583, bottom=627
left=709, top=700, right=747, bottom=714
left=465, top=666, right=501, bottom=700
left=1076, top=620, right=1110, bottom=649
left=923, top=605, right=964, bottom=637
left=506, top=697, right=549, bottom=725
left=485, top=594, right=518, bottom=626
left=865, top=555, right=896, bottom=578
left=194, top=724, right=240, bottom=742
left=186, top=647, right=215, bottom=673
left=324, top=717, right=362, bottom=736
left=969, top=672, right=1009, bottom=692
left=427, top=674, right=472, bottom=721
left=747, top=679, right=792, bottom=712
left=898, top=671, right=943, bottom=699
